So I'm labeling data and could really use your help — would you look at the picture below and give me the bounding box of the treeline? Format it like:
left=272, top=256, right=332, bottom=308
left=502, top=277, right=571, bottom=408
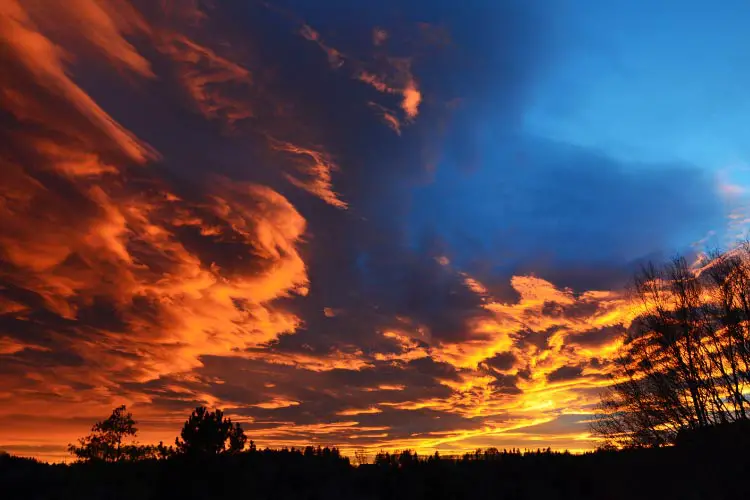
left=593, top=245, right=750, bottom=448
left=1, top=401, right=749, bottom=499
left=60, top=404, right=567, bottom=466
left=370, top=447, right=558, bottom=467
left=2, top=438, right=749, bottom=499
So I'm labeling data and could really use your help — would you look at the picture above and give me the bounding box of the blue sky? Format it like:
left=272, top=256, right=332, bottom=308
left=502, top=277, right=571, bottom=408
left=527, top=0, right=750, bottom=169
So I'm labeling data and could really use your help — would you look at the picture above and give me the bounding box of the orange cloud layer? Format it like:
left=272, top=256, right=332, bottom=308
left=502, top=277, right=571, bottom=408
left=0, top=0, right=312, bottom=460
left=0, top=0, right=640, bottom=464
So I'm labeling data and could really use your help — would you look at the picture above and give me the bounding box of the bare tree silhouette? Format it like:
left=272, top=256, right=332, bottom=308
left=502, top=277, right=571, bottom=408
left=593, top=247, right=750, bottom=447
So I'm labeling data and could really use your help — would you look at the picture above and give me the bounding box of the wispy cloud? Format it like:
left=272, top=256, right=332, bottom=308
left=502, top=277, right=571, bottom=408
left=270, top=139, right=348, bottom=209
left=159, top=34, right=254, bottom=125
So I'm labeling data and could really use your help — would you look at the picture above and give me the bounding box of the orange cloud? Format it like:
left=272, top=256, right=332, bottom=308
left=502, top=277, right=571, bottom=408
left=0, top=0, right=644, bottom=463
left=382, top=274, right=640, bottom=433
left=362, top=385, right=406, bottom=392
left=337, top=407, right=382, bottom=416
left=270, top=139, right=348, bottom=209
left=160, top=0, right=208, bottom=26
left=158, top=33, right=255, bottom=125
left=299, top=24, right=345, bottom=69
left=0, top=336, right=48, bottom=355
left=20, top=0, right=153, bottom=77
left=0, top=0, right=155, bottom=164
left=253, top=398, right=301, bottom=410
left=323, top=307, right=339, bottom=317
left=295, top=20, right=422, bottom=126
left=357, top=63, right=422, bottom=121
left=244, top=348, right=373, bottom=372
left=374, top=330, right=430, bottom=363
left=400, top=75, right=421, bottom=120
left=0, top=0, right=319, bottom=460
left=368, top=101, right=402, bottom=135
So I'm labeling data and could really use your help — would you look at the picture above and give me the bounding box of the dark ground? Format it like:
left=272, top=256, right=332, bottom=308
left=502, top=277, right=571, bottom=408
left=2, top=436, right=749, bottom=500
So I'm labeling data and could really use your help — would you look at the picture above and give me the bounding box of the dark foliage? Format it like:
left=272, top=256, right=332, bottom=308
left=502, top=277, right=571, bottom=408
left=68, top=405, right=144, bottom=462
left=2, top=437, right=749, bottom=499
left=175, top=406, right=247, bottom=456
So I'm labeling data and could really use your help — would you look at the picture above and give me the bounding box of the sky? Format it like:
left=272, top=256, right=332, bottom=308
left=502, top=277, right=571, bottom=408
left=1, top=0, right=749, bottom=462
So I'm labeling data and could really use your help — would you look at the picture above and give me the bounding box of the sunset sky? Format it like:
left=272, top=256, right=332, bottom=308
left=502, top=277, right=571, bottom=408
left=2, top=0, right=750, bottom=462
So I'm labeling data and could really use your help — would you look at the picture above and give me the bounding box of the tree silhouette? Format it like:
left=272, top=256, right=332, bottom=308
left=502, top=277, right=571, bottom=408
left=175, top=406, right=246, bottom=456
left=68, top=405, right=138, bottom=462
left=354, top=448, right=369, bottom=466
left=228, top=422, right=247, bottom=453
left=593, top=248, right=750, bottom=447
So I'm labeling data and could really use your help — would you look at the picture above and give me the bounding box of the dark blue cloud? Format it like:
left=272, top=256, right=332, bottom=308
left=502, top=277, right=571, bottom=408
left=407, top=135, right=723, bottom=290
